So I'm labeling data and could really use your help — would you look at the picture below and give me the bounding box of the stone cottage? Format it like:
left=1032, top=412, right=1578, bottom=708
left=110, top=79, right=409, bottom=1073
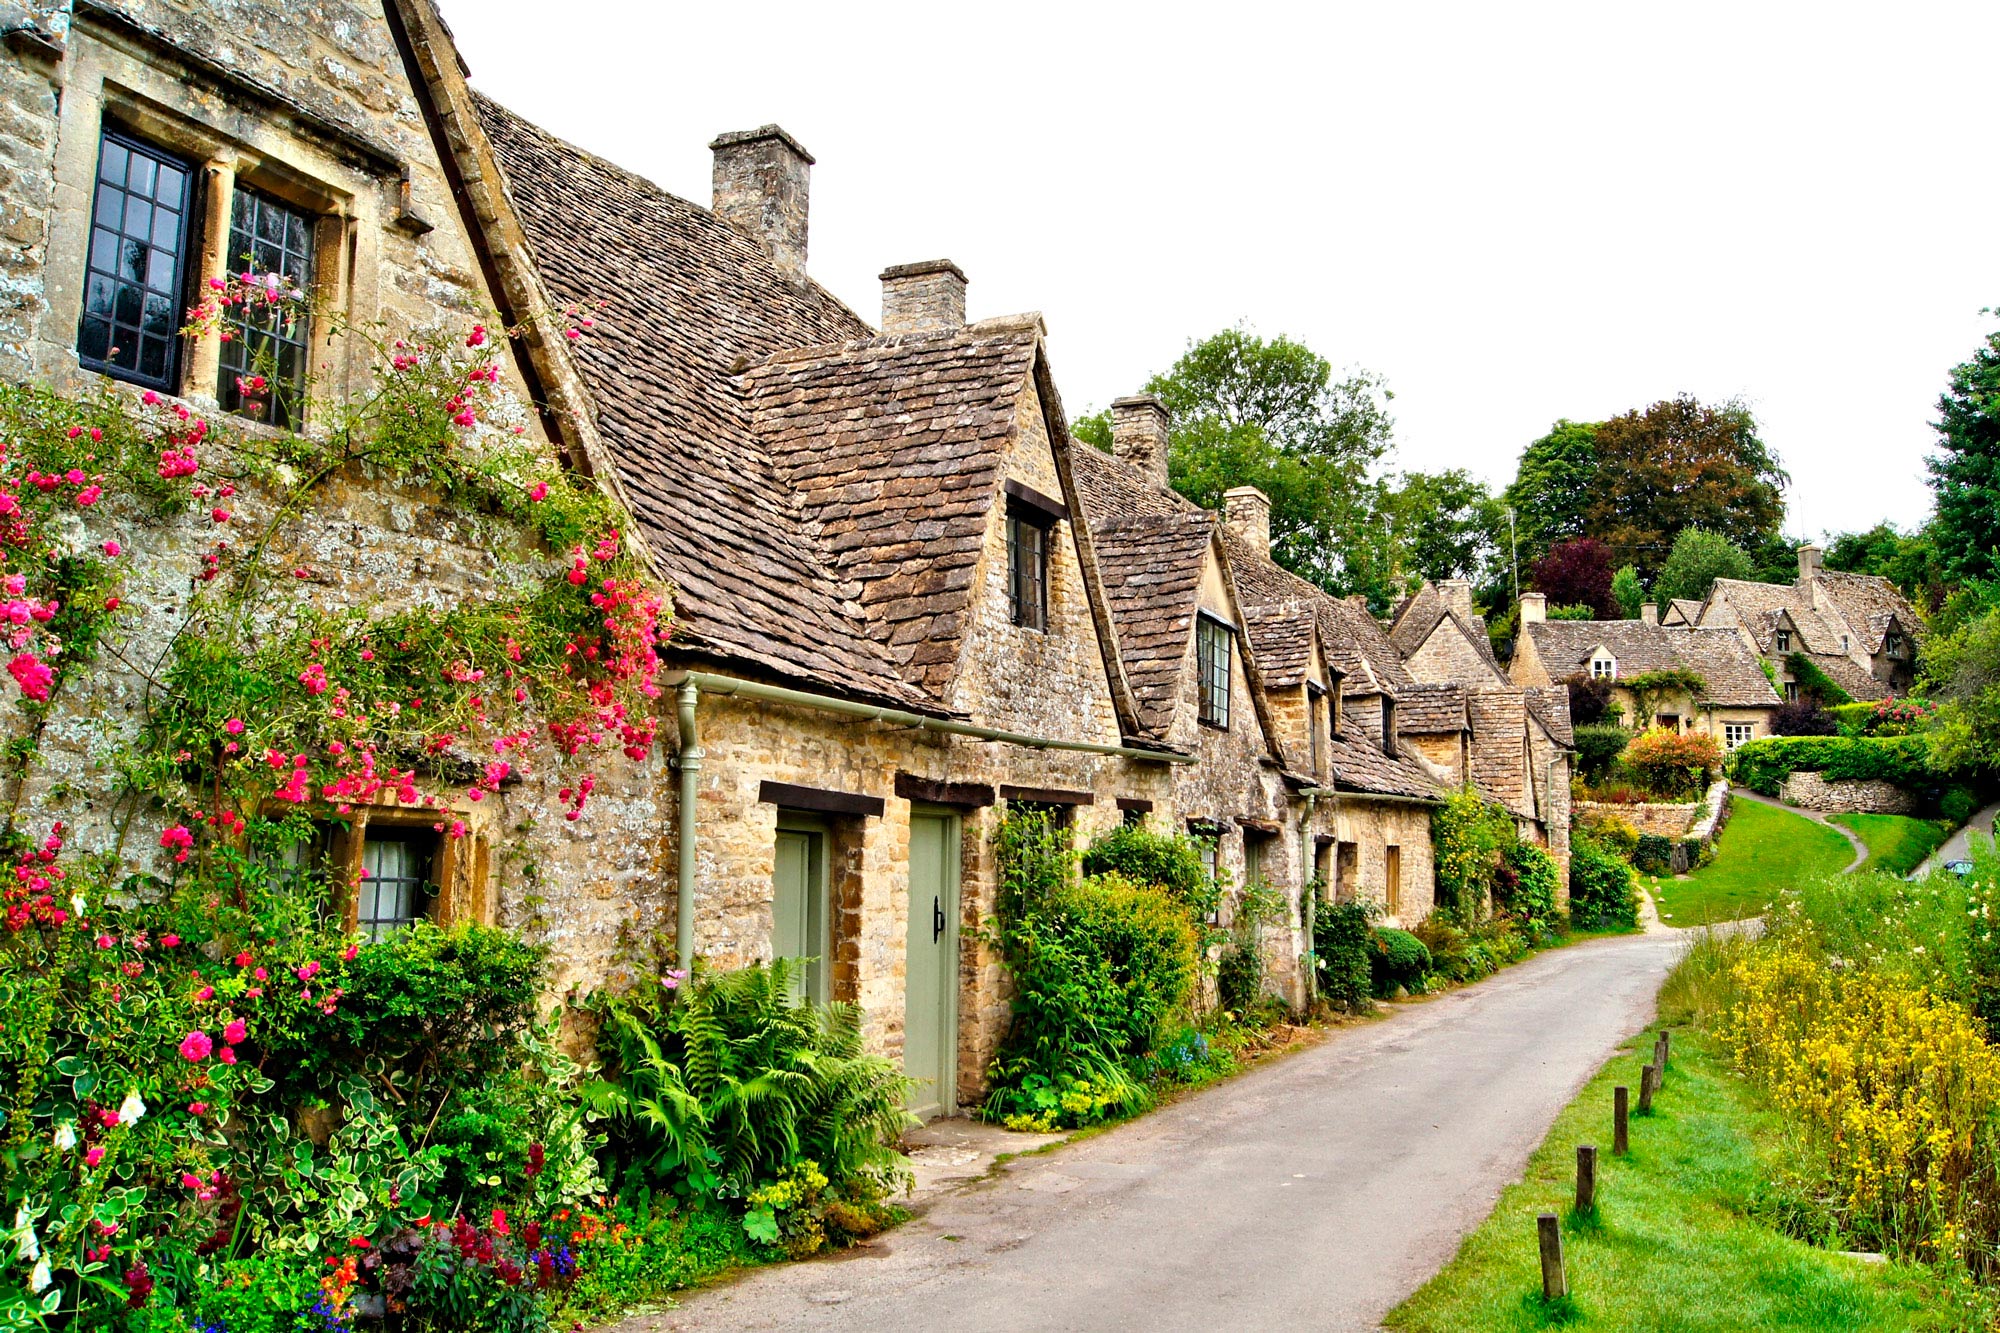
left=1509, top=593, right=1782, bottom=750
left=1688, top=544, right=1925, bottom=702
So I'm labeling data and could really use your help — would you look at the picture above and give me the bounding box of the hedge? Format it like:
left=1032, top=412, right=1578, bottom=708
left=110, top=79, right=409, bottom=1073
left=1724, top=734, right=1931, bottom=797
left=1785, top=651, right=1854, bottom=706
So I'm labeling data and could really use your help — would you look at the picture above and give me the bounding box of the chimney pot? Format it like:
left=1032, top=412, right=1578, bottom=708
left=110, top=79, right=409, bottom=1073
left=1640, top=601, right=1658, bottom=625
left=1109, top=394, right=1171, bottom=490
left=1519, top=591, right=1547, bottom=625
left=1797, top=543, right=1824, bottom=583
left=880, top=260, right=966, bottom=333
left=710, top=125, right=812, bottom=279
left=1223, top=486, right=1272, bottom=555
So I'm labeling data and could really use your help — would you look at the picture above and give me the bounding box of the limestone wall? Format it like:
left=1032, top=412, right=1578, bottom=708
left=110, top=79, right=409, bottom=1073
left=1779, top=772, right=1918, bottom=815
left=1574, top=798, right=1704, bottom=838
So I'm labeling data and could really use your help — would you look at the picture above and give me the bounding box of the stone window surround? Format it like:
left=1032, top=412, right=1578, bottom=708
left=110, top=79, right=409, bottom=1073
left=253, top=801, right=493, bottom=936
left=37, top=21, right=399, bottom=417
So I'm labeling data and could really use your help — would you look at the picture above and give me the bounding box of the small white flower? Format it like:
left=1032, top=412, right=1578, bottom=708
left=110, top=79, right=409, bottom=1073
left=116, top=1090, right=146, bottom=1125
left=14, top=1209, right=37, bottom=1263
left=69, top=893, right=85, bottom=918
left=52, top=1122, right=75, bottom=1152
left=26, top=1256, right=49, bottom=1293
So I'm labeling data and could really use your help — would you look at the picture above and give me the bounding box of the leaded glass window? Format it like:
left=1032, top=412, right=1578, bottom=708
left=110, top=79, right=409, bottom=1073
left=218, top=187, right=316, bottom=427
left=1197, top=614, right=1232, bottom=728
left=1007, top=511, right=1049, bottom=631
left=78, top=130, right=192, bottom=390
left=357, top=832, right=431, bottom=941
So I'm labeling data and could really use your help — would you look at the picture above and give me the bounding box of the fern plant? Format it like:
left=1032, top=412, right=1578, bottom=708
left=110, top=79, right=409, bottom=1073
left=589, top=959, right=915, bottom=1204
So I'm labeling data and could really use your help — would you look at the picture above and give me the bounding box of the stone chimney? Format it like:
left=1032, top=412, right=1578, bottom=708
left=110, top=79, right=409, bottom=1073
left=1640, top=601, right=1658, bottom=625
left=1438, top=578, right=1475, bottom=620
left=1223, top=486, right=1271, bottom=555
left=1519, top=591, right=1547, bottom=625
left=879, top=260, right=966, bottom=333
left=709, top=125, right=812, bottom=279
left=1110, top=395, right=1171, bottom=490
left=1797, top=543, right=1823, bottom=583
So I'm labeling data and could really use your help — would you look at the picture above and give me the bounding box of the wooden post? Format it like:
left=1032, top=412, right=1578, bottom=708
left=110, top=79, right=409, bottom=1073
left=1575, top=1144, right=1597, bottom=1214
left=1655, top=1033, right=1668, bottom=1074
left=1537, top=1212, right=1567, bottom=1300
left=1614, top=1086, right=1629, bottom=1155
left=1660, top=1028, right=1671, bottom=1068
left=1638, top=1063, right=1656, bottom=1114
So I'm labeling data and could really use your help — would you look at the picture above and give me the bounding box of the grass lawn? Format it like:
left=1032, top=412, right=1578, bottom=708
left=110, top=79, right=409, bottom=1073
left=1386, top=1026, right=1981, bottom=1332
left=1828, top=813, right=1953, bottom=877
left=1647, top=799, right=1854, bottom=926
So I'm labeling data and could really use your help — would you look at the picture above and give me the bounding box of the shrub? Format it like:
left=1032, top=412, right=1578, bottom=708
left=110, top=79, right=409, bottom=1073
left=1830, top=701, right=1879, bottom=736
left=590, top=960, right=914, bottom=1209
left=1312, top=901, right=1375, bottom=1013
left=1578, top=811, right=1640, bottom=858
left=1547, top=602, right=1596, bottom=621
left=1725, top=734, right=1932, bottom=797
left=1498, top=843, right=1561, bottom=940
left=1568, top=833, right=1639, bottom=930
left=1081, top=823, right=1212, bottom=911
left=1369, top=928, right=1432, bottom=995
left=1217, top=942, right=1261, bottom=1015
left=1943, top=786, right=1979, bottom=825
left=1572, top=722, right=1630, bottom=783
left=1563, top=673, right=1618, bottom=727
left=1632, top=833, right=1673, bottom=876
left=1770, top=698, right=1839, bottom=736
left=1655, top=526, right=1752, bottom=604
left=1431, top=787, right=1519, bottom=920
left=1623, top=727, right=1722, bottom=799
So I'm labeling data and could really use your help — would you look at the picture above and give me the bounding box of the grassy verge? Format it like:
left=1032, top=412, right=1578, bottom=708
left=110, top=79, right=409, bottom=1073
left=1648, top=798, right=1853, bottom=925
left=1386, top=1023, right=1981, bottom=1332
left=1828, top=813, right=1953, bottom=876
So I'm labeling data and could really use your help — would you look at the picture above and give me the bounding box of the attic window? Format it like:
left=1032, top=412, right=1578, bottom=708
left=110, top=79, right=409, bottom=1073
left=1589, top=653, right=1615, bottom=681
left=1196, top=614, right=1233, bottom=728
left=1840, top=634, right=1850, bottom=653
left=1775, top=630, right=1791, bottom=652
left=1006, top=507, right=1051, bottom=632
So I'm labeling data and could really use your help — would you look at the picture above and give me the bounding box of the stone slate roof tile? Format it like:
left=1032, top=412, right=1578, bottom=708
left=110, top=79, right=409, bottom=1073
left=1241, top=600, right=1316, bottom=689
left=1325, top=716, right=1444, bottom=801
left=1398, top=682, right=1469, bottom=734
left=1523, top=686, right=1574, bottom=748
left=1817, top=571, right=1925, bottom=654
left=1220, top=528, right=1414, bottom=697
left=473, top=95, right=937, bottom=704
left=1387, top=583, right=1443, bottom=656
left=1664, top=598, right=1705, bottom=626
left=742, top=322, right=1042, bottom=697
left=1523, top=620, right=1781, bottom=707
left=1467, top=688, right=1532, bottom=816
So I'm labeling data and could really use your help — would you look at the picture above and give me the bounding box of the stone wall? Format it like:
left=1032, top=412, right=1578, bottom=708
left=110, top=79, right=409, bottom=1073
left=1779, top=772, right=1919, bottom=815
left=1405, top=619, right=1504, bottom=687
left=1320, top=799, right=1435, bottom=928
left=1574, top=797, right=1705, bottom=839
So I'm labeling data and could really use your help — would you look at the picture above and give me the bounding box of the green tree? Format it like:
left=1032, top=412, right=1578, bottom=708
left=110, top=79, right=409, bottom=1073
left=1930, top=316, right=2000, bottom=584
left=1611, top=564, right=1647, bottom=619
left=1922, top=602, right=2000, bottom=772
left=1502, top=419, right=1598, bottom=564
left=1654, top=527, right=1754, bottom=604
left=1585, top=396, right=1788, bottom=574
left=1825, top=521, right=1946, bottom=610
left=1076, top=329, right=1399, bottom=608
left=1386, top=468, right=1507, bottom=586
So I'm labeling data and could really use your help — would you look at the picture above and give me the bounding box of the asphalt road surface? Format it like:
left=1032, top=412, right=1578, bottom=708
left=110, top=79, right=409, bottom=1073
left=618, top=929, right=1686, bottom=1333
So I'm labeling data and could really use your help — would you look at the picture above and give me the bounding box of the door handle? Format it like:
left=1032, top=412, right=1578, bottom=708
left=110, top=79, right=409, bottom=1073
left=933, top=896, right=945, bottom=944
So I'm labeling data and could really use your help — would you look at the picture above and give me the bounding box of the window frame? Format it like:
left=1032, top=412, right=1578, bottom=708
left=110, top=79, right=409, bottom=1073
left=1775, top=629, right=1792, bottom=653
left=1589, top=654, right=1615, bottom=681
left=1196, top=613, right=1234, bottom=729
left=1723, top=722, right=1754, bottom=751
left=1006, top=506, right=1052, bottom=632
left=355, top=826, right=437, bottom=943
left=217, top=183, right=319, bottom=428
left=78, top=126, right=200, bottom=393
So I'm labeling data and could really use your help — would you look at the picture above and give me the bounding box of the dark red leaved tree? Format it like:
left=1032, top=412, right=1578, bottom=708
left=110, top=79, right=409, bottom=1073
left=1532, top=539, right=1619, bottom=618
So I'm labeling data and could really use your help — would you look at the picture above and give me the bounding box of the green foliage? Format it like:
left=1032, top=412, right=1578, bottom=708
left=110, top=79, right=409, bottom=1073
left=543, top=1199, right=760, bottom=1325
left=1567, top=832, right=1639, bottom=931
left=1077, top=328, right=1399, bottom=610
left=1585, top=396, right=1788, bottom=576
left=1927, top=312, right=2000, bottom=585
left=1784, top=651, right=1854, bottom=706
left=1573, top=723, right=1631, bottom=783
left=1831, top=701, right=1880, bottom=735
left=1499, top=843, right=1561, bottom=940
left=1081, top=823, right=1215, bottom=921
left=1386, top=468, right=1507, bottom=588
left=1547, top=602, right=1596, bottom=621
left=1368, top=928, right=1432, bottom=994
left=1943, top=787, right=1979, bottom=825
left=1826, top=521, right=1946, bottom=612
left=1726, top=734, right=1933, bottom=797
left=1623, top=727, right=1723, bottom=799
left=1654, top=526, right=1754, bottom=604
left=1921, top=601, right=2000, bottom=774
left=1312, top=900, right=1376, bottom=1012
left=1503, top=419, right=1599, bottom=563
left=1634, top=833, right=1675, bottom=876
left=1430, top=788, right=1519, bottom=921
left=1612, top=564, right=1648, bottom=619
left=1410, top=914, right=1532, bottom=985
left=1621, top=667, right=1708, bottom=726
left=589, top=960, right=914, bottom=1208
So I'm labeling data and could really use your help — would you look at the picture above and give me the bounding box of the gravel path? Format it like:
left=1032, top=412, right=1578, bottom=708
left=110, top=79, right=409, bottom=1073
left=602, top=930, right=1687, bottom=1333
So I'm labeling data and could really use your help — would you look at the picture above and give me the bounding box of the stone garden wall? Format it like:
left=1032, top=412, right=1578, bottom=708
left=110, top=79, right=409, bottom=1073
left=1778, top=772, right=1919, bottom=815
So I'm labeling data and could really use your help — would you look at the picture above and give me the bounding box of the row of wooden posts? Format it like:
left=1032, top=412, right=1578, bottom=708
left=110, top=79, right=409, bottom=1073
left=1537, top=1028, right=1671, bottom=1302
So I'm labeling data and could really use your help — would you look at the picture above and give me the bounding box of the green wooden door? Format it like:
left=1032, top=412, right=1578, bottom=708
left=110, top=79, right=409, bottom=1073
left=904, top=811, right=961, bottom=1119
left=773, top=823, right=828, bottom=1005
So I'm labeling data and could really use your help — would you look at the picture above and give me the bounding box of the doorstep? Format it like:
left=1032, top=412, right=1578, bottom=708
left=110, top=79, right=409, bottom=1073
left=900, top=1116, right=1067, bottom=1206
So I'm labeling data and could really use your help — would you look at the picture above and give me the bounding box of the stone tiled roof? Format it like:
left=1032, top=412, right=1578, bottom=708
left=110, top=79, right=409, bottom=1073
left=742, top=321, right=1042, bottom=697
left=1818, top=571, right=1925, bottom=654
left=1219, top=530, right=1415, bottom=697
left=1523, top=686, right=1574, bottom=748
left=1069, top=445, right=1218, bottom=735
left=473, top=95, right=940, bottom=704
left=1809, top=652, right=1890, bottom=702
left=1663, top=598, right=1704, bottom=626
left=1240, top=600, right=1317, bottom=689
left=1523, top=620, right=1781, bottom=708
left=1707, top=578, right=1847, bottom=657
left=1467, top=688, right=1533, bottom=817
left=1397, top=683, right=1469, bottom=734
left=1387, top=583, right=1443, bottom=655
left=1325, top=717, right=1444, bottom=802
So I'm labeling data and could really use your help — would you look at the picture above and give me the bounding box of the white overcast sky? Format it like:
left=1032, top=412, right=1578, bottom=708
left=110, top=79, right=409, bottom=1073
left=446, top=1, right=2000, bottom=540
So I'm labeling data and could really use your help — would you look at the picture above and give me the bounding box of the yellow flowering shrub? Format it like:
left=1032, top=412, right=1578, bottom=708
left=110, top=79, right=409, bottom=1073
left=1725, top=944, right=2000, bottom=1267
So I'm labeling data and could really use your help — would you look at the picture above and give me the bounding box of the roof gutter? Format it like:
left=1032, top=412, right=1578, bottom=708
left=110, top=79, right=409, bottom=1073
left=1300, top=784, right=1443, bottom=809
left=668, top=670, right=1192, bottom=965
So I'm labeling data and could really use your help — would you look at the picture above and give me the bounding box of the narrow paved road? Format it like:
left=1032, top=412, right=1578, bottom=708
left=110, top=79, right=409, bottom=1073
left=615, top=930, right=1686, bottom=1333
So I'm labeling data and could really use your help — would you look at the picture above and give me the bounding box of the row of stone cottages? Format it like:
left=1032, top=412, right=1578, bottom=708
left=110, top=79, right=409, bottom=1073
left=0, top=0, right=1570, bottom=1117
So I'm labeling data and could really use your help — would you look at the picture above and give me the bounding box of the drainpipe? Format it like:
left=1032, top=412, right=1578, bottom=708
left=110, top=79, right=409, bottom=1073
left=675, top=680, right=701, bottom=968
left=665, top=670, right=1195, bottom=966
left=1298, top=788, right=1323, bottom=1009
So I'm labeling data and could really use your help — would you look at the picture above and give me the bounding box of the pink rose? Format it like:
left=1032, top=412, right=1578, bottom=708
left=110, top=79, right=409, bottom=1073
left=85, top=1146, right=104, bottom=1167
left=296, top=961, right=320, bottom=982
left=178, top=1030, right=212, bottom=1062
left=223, top=1018, right=247, bottom=1045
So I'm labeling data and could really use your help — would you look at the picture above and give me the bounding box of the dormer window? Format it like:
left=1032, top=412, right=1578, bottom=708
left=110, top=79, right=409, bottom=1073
left=1197, top=614, right=1233, bottom=728
left=1775, top=629, right=1792, bottom=653
left=1589, top=653, right=1615, bottom=681
left=1840, top=634, right=1850, bottom=653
